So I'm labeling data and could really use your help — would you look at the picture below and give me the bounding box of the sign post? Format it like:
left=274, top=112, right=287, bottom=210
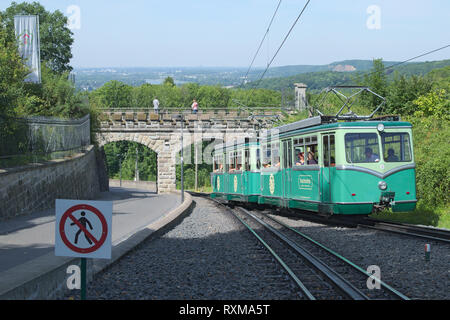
left=55, top=199, right=112, bottom=300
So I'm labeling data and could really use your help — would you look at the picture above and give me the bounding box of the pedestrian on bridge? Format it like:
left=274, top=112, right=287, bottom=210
left=191, top=99, right=198, bottom=114
left=153, top=97, right=160, bottom=114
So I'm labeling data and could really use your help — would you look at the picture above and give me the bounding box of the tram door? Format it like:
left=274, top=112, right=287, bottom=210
left=321, top=134, right=335, bottom=204
left=282, top=139, right=292, bottom=200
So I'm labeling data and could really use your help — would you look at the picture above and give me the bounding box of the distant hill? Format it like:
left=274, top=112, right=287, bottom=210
left=245, top=59, right=450, bottom=91
left=73, top=59, right=450, bottom=91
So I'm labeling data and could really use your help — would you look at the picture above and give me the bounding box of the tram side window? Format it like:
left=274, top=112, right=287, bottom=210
left=236, top=150, right=243, bottom=171
left=244, top=149, right=250, bottom=171
left=294, top=139, right=305, bottom=166
left=272, top=142, right=280, bottom=168
left=345, top=133, right=380, bottom=163
left=382, top=133, right=412, bottom=162
left=306, top=136, right=318, bottom=165
left=256, top=148, right=261, bottom=170
left=262, top=143, right=272, bottom=168
left=214, top=154, right=222, bottom=172
left=228, top=152, right=235, bottom=172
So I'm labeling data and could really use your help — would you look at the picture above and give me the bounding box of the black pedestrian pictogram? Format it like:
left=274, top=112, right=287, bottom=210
left=71, top=211, right=93, bottom=245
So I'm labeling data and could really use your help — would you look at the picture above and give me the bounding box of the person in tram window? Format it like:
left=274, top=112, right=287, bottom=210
left=274, top=156, right=281, bottom=167
left=296, top=152, right=305, bottom=166
left=365, top=147, right=380, bottom=162
left=307, top=151, right=317, bottom=165
left=386, top=148, right=399, bottom=162
left=330, top=156, right=336, bottom=167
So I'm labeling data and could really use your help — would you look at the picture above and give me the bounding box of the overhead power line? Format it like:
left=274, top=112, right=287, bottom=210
left=347, top=44, right=450, bottom=85
left=250, top=0, right=311, bottom=91
left=239, top=0, right=283, bottom=88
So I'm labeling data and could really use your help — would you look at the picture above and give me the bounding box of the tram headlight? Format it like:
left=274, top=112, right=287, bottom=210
left=378, top=181, right=387, bottom=190
left=377, top=123, right=385, bottom=132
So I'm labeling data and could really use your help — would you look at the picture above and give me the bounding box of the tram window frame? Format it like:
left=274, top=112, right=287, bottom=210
left=306, top=136, right=318, bottom=165
left=236, top=150, right=243, bottom=171
left=345, top=133, right=380, bottom=163
left=262, top=143, right=272, bottom=168
left=244, top=149, right=250, bottom=171
left=228, top=151, right=236, bottom=172
left=256, top=148, right=261, bottom=170
left=323, top=134, right=336, bottom=167
left=294, top=143, right=305, bottom=166
left=213, top=154, right=221, bottom=172
left=293, top=135, right=318, bottom=166
left=282, top=139, right=293, bottom=169
left=272, top=141, right=281, bottom=168
left=381, top=132, right=412, bottom=162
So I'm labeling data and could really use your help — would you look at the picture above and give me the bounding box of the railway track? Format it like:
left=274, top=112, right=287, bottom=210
left=187, top=192, right=450, bottom=244
left=197, top=196, right=409, bottom=300
left=358, top=218, right=450, bottom=244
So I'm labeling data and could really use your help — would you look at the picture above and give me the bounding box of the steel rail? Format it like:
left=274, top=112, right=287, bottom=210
left=237, top=207, right=368, bottom=300
left=262, top=212, right=410, bottom=300
left=211, top=199, right=315, bottom=300
left=359, top=219, right=450, bottom=244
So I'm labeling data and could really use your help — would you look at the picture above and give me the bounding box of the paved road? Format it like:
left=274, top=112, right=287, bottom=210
left=0, top=187, right=180, bottom=273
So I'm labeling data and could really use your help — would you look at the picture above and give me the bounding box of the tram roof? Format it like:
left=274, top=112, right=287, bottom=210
left=260, top=116, right=411, bottom=141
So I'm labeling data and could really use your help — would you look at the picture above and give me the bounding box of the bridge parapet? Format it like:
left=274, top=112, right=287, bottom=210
left=99, top=108, right=283, bottom=130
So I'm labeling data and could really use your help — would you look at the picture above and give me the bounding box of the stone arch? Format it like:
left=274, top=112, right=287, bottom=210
left=96, top=132, right=177, bottom=193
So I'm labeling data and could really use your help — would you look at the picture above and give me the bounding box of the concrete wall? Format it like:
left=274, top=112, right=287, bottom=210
left=109, top=179, right=156, bottom=192
left=0, top=145, right=102, bottom=221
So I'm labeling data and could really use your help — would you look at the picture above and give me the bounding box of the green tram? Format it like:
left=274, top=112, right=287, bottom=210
left=211, top=138, right=261, bottom=203
left=211, top=116, right=417, bottom=215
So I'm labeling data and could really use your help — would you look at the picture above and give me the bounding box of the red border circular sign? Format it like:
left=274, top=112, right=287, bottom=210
left=59, top=204, right=108, bottom=254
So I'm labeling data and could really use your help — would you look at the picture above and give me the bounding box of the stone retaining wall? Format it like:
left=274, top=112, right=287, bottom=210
left=0, top=145, right=102, bottom=221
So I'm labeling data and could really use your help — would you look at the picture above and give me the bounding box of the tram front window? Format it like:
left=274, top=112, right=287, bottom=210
left=345, top=133, right=380, bottom=163
left=382, top=132, right=412, bottom=162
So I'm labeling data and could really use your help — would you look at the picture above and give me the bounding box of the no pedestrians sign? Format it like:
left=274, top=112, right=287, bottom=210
left=55, top=200, right=112, bottom=259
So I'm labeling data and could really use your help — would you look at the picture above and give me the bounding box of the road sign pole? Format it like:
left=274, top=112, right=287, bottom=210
left=81, top=258, right=87, bottom=300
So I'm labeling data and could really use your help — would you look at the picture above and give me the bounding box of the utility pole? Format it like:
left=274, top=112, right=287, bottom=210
left=180, top=114, right=184, bottom=203
left=119, top=155, right=122, bottom=187
left=135, top=147, right=139, bottom=182
left=195, top=141, right=198, bottom=191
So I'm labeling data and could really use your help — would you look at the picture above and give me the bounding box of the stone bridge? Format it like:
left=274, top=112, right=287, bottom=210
left=97, top=109, right=282, bottom=193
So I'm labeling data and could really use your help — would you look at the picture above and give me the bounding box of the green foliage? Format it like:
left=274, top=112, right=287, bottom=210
left=359, top=59, right=388, bottom=110
left=384, top=73, right=432, bottom=115
left=0, top=17, right=28, bottom=117
left=103, top=141, right=157, bottom=181
left=0, top=1, right=74, bottom=74
left=413, top=89, right=449, bottom=121
left=163, top=76, right=175, bottom=87
left=14, top=65, right=88, bottom=118
left=90, top=81, right=281, bottom=110
left=408, top=116, right=449, bottom=207
left=90, top=80, right=133, bottom=109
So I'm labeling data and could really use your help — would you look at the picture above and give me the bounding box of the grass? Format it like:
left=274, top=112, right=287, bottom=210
left=370, top=201, right=450, bottom=229
left=176, top=185, right=213, bottom=193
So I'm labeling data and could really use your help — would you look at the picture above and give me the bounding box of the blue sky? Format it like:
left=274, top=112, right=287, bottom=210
left=1, top=0, right=449, bottom=68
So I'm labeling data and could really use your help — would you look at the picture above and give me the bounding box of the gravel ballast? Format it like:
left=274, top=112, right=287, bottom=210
left=270, top=213, right=450, bottom=300
left=83, top=197, right=300, bottom=300
left=77, top=197, right=449, bottom=300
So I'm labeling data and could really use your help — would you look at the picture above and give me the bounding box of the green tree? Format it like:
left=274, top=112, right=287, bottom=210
left=90, top=80, right=133, bottom=109
left=0, top=1, right=74, bottom=74
left=359, top=59, right=388, bottom=111
left=0, top=16, right=28, bottom=117
left=163, top=76, right=175, bottom=87
left=385, top=73, right=432, bottom=115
